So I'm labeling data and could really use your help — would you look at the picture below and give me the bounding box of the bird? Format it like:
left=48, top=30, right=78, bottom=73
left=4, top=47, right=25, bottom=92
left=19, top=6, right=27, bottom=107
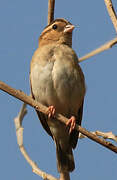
left=30, top=18, right=86, bottom=179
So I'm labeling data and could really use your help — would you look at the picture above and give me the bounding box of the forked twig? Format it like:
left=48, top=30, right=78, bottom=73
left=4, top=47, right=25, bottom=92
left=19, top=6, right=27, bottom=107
left=79, top=0, right=117, bottom=62
left=79, top=131, right=117, bottom=142
left=14, top=102, right=58, bottom=180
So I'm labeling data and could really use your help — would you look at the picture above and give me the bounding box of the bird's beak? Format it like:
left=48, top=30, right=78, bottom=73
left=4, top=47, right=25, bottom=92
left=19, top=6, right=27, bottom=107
left=64, top=24, right=75, bottom=33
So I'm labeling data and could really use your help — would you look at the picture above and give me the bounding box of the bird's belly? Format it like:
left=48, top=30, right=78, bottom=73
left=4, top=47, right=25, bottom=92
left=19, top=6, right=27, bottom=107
left=31, top=62, right=59, bottom=107
left=31, top=61, right=84, bottom=116
left=30, top=59, right=85, bottom=148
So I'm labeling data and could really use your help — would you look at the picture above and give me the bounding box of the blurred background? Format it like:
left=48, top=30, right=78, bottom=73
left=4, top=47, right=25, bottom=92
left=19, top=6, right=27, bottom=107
left=0, top=0, right=117, bottom=179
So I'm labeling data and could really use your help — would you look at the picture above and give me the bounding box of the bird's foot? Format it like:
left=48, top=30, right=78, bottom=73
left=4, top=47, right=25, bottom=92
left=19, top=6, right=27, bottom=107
left=66, top=116, right=76, bottom=134
left=47, top=105, right=56, bottom=118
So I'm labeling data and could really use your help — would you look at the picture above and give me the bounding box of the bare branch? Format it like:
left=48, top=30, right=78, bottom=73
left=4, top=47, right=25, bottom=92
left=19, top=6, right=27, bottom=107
left=79, top=0, right=117, bottom=62
left=95, top=131, right=117, bottom=142
left=14, top=103, right=58, bottom=180
left=48, top=0, right=55, bottom=24
left=79, top=131, right=117, bottom=142
left=104, top=0, right=117, bottom=33
left=79, top=37, right=117, bottom=62
left=0, top=80, right=117, bottom=153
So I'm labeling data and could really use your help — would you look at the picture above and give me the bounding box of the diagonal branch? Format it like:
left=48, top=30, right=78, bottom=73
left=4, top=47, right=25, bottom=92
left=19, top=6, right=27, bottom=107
left=79, top=37, right=117, bottom=62
left=79, top=131, right=117, bottom=142
left=15, top=104, right=117, bottom=180
left=79, top=0, right=117, bottom=62
left=48, top=0, right=55, bottom=24
left=0, top=80, right=117, bottom=153
left=104, top=0, right=117, bottom=33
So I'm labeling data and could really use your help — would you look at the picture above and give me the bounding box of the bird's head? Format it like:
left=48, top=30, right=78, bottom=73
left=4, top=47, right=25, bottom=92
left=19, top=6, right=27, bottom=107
left=39, top=18, right=75, bottom=47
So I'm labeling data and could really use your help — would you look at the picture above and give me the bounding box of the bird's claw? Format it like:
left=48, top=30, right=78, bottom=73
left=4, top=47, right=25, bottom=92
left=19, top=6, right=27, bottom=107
left=47, top=105, right=56, bottom=118
left=66, top=116, right=76, bottom=134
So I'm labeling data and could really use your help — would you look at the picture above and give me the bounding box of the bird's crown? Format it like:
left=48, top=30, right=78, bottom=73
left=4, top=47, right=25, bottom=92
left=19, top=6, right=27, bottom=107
left=39, top=18, right=74, bottom=47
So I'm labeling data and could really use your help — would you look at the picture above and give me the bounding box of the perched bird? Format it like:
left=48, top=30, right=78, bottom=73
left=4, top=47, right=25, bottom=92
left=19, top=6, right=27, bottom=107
left=30, top=18, right=86, bottom=179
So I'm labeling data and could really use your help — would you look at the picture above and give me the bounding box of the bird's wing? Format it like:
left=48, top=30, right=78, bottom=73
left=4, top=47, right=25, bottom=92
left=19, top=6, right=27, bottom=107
left=36, top=110, right=53, bottom=138
left=69, top=100, right=84, bottom=149
left=30, top=76, right=53, bottom=139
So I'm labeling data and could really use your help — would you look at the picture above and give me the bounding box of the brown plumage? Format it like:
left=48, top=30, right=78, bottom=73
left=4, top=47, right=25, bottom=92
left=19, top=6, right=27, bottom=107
left=30, top=18, right=86, bottom=177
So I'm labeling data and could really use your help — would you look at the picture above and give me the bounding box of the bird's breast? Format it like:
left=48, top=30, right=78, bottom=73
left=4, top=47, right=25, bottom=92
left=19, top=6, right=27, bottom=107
left=30, top=45, right=85, bottom=116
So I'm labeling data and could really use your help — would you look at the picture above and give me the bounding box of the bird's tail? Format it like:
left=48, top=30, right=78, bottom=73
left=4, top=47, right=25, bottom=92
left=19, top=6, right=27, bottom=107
left=55, top=141, right=75, bottom=172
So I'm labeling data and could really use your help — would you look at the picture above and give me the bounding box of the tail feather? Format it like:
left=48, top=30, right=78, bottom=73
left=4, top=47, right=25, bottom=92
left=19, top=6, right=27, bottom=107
left=55, top=141, right=75, bottom=172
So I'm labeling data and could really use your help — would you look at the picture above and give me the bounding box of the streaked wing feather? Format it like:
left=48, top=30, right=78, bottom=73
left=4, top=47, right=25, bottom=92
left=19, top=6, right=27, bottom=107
left=36, top=110, right=53, bottom=138
left=69, top=100, right=84, bottom=149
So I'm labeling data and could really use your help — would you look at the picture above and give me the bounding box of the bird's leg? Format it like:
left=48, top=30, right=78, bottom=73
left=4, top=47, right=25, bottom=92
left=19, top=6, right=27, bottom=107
left=66, top=116, right=76, bottom=134
left=47, top=105, right=56, bottom=118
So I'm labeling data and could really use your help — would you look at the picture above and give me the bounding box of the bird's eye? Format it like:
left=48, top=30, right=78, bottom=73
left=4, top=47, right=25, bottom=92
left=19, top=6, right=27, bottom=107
left=52, top=24, right=58, bottom=30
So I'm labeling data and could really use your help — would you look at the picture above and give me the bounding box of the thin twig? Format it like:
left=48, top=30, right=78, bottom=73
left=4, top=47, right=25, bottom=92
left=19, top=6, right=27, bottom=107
left=0, top=80, right=117, bottom=153
left=79, top=0, right=117, bottom=62
left=79, top=37, right=117, bottom=62
left=48, top=0, right=55, bottom=24
left=79, top=131, right=117, bottom=142
left=14, top=103, right=58, bottom=180
left=104, top=0, right=117, bottom=33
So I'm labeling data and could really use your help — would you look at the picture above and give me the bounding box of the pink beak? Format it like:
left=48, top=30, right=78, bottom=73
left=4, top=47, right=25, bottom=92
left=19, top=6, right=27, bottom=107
left=64, top=24, right=75, bottom=33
